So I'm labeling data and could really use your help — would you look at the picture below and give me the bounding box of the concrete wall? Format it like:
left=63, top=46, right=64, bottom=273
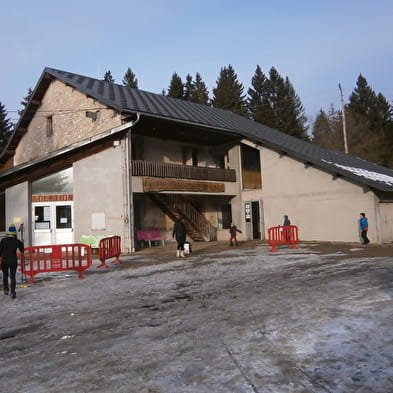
left=6, top=182, right=30, bottom=245
left=14, top=80, right=122, bottom=165
left=260, top=147, right=378, bottom=243
left=73, top=142, right=129, bottom=249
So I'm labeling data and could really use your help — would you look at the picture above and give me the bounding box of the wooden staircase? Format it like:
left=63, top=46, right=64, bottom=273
left=148, top=194, right=217, bottom=242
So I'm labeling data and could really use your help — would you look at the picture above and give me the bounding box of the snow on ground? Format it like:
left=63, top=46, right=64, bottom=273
left=1, top=244, right=393, bottom=393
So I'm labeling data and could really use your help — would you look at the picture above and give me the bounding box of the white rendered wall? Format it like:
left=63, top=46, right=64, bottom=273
left=260, top=148, right=378, bottom=243
left=73, top=143, right=128, bottom=248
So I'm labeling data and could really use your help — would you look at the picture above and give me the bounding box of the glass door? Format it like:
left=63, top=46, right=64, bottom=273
left=32, top=202, right=74, bottom=246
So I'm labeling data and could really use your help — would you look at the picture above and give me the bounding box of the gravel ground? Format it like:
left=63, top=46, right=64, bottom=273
left=1, top=240, right=392, bottom=393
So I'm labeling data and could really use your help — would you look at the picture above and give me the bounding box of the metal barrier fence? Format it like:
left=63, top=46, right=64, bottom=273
left=268, top=225, right=299, bottom=252
left=19, top=244, right=92, bottom=283
left=97, top=236, right=123, bottom=268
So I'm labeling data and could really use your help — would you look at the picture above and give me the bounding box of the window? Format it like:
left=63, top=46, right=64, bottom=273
left=56, top=205, right=72, bottom=229
left=221, top=204, right=232, bottom=229
left=47, top=116, right=53, bottom=137
left=182, top=147, right=198, bottom=166
left=241, top=144, right=262, bottom=189
left=32, top=167, right=73, bottom=195
left=34, top=206, right=51, bottom=229
left=192, top=150, right=198, bottom=166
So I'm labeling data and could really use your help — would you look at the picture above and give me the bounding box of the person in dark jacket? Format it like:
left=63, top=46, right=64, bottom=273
left=229, top=223, right=242, bottom=247
left=282, top=215, right=291, bottom=242
left=359, top=213, right=370, bottom=244
left=172, top=218, right=187, bottom=257
left=283, top=215, right=291, bottom=226
left=1, top=224, right=24, bottom=298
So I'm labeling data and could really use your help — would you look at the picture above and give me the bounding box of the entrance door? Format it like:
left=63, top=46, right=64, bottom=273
left=244, top=200, right=262, bottom=240
left=251, top=201, right=260, bottom=239
left=379, top=203, right=393, bottom=243
left=32, top=202, right=74, bottom=246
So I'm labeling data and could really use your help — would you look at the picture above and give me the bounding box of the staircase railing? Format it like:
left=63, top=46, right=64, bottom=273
left=151, top=194, right=217, bottom=241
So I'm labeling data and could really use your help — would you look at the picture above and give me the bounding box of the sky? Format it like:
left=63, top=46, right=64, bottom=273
left=1, top=0, right=393, bottom=125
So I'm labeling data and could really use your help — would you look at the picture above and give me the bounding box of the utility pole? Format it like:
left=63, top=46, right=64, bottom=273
left=339, top=83, right=348, bottom=153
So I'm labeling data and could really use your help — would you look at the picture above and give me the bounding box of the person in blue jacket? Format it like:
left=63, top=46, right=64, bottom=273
left=359, top=213, right=370, bottom=244
left=283, top=215, right=291, bottom=226
left=0, top=224, right=24, bottom=298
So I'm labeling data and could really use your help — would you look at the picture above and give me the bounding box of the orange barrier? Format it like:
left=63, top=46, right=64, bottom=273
left=268, top=225, right=299, bottom=252
left=19, top=244, right=92, bottom=284
left=97, top=236, right=123, bottom=268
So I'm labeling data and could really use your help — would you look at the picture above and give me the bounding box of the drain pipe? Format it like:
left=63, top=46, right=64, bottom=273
left=126, top=113, right=141, bottom=253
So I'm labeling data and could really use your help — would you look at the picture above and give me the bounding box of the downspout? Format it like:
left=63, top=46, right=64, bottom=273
left=126, top=113, right=141, bottom=253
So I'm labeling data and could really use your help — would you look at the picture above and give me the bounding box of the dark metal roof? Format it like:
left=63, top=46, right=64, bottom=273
left=5, top=67, right=393, bottom=194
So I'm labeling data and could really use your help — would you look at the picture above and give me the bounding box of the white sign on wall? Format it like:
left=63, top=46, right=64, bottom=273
left=91, top=212, right=106, bottom=230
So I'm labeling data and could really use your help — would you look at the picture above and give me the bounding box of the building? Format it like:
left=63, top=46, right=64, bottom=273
left=1, top=67, right=393, bottom=250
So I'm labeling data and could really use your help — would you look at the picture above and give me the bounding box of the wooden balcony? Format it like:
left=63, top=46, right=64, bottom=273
left=132, top=160, right=236, bottom=182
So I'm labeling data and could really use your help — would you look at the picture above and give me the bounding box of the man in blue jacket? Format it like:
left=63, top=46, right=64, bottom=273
left=0, top=224, right=24, bottom=298
left=359, top=213, right=370, bottom=244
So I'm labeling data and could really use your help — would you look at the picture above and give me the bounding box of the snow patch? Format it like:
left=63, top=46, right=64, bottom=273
left=321, top=159, right=393, bottom=185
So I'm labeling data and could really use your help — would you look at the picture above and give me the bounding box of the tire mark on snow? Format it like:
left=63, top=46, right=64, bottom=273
left=221, top=340, right=261, bottom=393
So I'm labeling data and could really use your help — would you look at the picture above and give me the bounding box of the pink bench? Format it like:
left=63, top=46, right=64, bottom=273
left=136, top=230, right=166, bottom=247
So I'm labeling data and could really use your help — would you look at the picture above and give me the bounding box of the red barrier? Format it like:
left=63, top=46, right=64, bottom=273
left=19, top=244, right=92, bottom=283
left=97, top=236, right=123, bottom=268
left=268, top=225, right=299, bottom=252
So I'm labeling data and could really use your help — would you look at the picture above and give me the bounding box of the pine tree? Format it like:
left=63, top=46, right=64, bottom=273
left=268, top=67, right=308, bottom=139
left=248, top=66, right=308, bottom=139
left=347, top=74, right=392, bottom=131
left=248, top=65, right=275, bottom=124
left=348, top=74, right=375, bottom=117
left=103, top=70, right=115, bottom=83
left=312, top=106, right=344, bottom=150
left=281, top=77, right=308, bottom=139
left=183, top=73, right=209, bottom=105
left=266, top=66, right=286, bottom=130
left=0, top=101, right=13, bottom=151
left=167, top=73, right=184, bottom=99
left=374, top=93, right=392, bottom=131
left=345, top=109, right=391, bottom=166
left=346, top=74, right=393, bottom=166
left=190, top=72, right=209, bottom=105
left=183, top=74, right=194, bottom=101
left=122, top=67, right=138, bottom=88
left=18, top=87, right=34, bottom=116
left=212, top=65, right=247, bottom=116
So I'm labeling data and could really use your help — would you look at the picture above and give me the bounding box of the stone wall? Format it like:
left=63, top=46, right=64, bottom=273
left=14, top=80, right=122, bottom=165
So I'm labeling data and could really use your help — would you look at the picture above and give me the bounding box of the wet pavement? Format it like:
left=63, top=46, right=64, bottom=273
left=1, top=240, right=393, bottom=392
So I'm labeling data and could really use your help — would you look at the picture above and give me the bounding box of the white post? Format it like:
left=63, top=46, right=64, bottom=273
left=339, top=83, right=348, bottom=153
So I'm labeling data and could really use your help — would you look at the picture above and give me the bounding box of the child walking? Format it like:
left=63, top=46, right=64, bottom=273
left=229, top=223, right=242, bottom=247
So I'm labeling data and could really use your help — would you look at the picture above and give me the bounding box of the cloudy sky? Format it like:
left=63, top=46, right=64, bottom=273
left=2, top=0, right=392, bottom=124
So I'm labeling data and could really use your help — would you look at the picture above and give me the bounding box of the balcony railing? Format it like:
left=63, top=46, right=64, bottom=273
left=132, top=160, right=236, bottom=182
